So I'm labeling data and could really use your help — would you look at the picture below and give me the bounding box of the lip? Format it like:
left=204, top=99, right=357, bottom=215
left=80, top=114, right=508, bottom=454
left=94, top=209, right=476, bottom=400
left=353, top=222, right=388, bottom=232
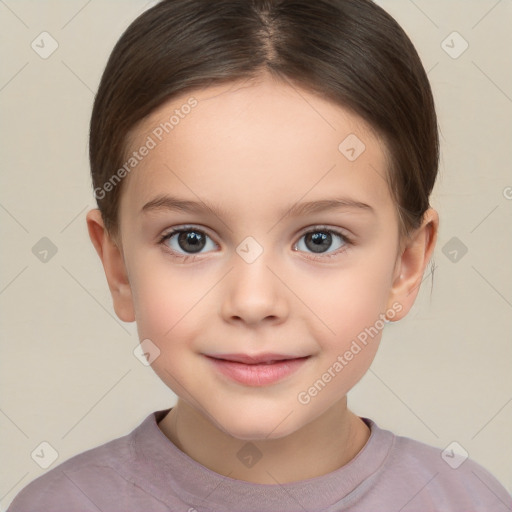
left=206, top=352, right=306, bottom=364
left=205, top=353, right=310, bottom=386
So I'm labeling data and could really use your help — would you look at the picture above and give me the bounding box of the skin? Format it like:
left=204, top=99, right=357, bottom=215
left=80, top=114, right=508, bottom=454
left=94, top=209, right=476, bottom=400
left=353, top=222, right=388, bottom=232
left=87, top=73, right=438, bottom=484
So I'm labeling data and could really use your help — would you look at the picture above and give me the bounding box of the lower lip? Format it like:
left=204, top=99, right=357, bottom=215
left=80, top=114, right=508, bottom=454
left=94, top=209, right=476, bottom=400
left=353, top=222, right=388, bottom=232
left=206, top=356, right=310, bottom=386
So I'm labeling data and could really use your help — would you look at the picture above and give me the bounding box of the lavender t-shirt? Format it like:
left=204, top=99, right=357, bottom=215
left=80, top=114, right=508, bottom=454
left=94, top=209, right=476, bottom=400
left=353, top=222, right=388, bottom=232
left=7, top=408, right=512, bottom=512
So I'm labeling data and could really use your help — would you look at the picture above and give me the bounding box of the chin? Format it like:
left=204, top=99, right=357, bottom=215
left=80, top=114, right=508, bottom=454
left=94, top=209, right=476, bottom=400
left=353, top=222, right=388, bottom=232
left=210, top=403, right=304, bottom=441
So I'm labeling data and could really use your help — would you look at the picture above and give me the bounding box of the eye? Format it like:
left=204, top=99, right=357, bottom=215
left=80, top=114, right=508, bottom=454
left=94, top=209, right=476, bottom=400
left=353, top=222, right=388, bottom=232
left=159, top=226, right=217, bottom=260
left=159, top=225, right=352, bottom=262
left=294, top=227, right=351, bottom=259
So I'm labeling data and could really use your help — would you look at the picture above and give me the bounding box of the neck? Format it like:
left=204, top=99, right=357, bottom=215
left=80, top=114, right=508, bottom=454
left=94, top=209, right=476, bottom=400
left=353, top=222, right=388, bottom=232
left=158, top=398, right=370, bottom=484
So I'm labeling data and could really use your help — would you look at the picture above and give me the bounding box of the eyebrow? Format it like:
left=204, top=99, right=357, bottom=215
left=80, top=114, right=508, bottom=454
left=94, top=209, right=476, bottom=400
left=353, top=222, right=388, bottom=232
left=141, top=194, right=374, bottom=218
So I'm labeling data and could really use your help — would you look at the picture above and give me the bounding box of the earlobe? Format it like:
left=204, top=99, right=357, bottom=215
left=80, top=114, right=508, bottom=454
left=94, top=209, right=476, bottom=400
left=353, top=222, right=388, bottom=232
left=86, top=209, right=135, bottom=323
left=386, top=208, right=439, bottom=321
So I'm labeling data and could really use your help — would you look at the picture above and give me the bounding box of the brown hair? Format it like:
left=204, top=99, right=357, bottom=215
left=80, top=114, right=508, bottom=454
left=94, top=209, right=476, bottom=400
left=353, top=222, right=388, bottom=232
left=89, top=0, right=438, bottom=238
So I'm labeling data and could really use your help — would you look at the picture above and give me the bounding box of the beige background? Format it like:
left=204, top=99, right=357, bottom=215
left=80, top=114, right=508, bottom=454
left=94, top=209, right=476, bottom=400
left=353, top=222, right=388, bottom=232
left=1, top=0, right=511, bottom=508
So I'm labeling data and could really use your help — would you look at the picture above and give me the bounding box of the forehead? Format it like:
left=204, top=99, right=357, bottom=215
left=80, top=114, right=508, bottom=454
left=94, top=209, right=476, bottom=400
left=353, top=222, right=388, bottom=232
left=120, top=75, right=392, bottom=219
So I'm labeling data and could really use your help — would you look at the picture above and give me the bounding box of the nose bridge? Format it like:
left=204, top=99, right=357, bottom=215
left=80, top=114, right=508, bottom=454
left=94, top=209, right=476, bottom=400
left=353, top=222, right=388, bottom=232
left=220, top=235, right=288, bottom=324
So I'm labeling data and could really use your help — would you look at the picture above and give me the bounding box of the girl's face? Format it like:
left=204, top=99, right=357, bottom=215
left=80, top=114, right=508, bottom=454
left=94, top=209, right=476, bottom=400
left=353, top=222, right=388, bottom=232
left=114, top=76, right=413, bottom=439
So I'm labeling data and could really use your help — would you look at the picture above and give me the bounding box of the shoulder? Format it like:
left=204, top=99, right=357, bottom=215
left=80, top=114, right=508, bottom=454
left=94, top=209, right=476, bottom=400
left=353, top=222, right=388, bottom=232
left=5, top=412, right=171, bottom=512
left=7, top=434, right=132, bottom=512
left=367, top=420, right=512, bottom=511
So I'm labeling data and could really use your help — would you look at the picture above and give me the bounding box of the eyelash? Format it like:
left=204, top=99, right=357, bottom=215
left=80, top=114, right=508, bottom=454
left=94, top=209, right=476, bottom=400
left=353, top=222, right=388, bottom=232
left=158, top=225, right=353, bottom=262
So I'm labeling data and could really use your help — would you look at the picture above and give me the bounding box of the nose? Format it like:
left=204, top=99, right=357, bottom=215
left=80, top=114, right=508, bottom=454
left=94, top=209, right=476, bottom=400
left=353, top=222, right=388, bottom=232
left=220, top=249, right=289, bottom=327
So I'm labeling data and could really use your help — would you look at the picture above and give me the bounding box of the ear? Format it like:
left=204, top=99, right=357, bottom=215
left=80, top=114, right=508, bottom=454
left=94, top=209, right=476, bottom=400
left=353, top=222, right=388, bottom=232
left=386, top=208, right=439, bottom=321
left=86, top=209, right=135, bottom=322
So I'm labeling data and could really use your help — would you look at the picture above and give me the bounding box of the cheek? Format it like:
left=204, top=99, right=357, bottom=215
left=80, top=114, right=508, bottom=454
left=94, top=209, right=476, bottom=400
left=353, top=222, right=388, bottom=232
left=128, top=252, right=207, bottom=342
left=293, top=259, right=394, bottom=411
left=298, top=254, right=395, bottom=346
left=129, top=260, right=209, bottom=388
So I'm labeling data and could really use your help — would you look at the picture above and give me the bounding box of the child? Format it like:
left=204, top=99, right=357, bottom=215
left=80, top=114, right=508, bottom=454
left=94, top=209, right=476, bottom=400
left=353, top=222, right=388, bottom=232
left=8, top=0, right=511, bottom=510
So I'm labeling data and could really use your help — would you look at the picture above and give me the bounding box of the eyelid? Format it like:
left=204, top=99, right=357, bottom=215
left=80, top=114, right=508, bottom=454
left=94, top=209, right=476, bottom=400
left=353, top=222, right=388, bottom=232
left=159, top=224, right=217, bottom=243
left=297, top=224, right=353, bottom=239
left=159, top=224, right=352, bottom=244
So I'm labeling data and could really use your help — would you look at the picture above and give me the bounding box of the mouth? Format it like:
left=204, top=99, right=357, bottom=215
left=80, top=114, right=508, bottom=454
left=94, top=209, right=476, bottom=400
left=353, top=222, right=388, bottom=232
left=204, top=353, right=311, bottom=386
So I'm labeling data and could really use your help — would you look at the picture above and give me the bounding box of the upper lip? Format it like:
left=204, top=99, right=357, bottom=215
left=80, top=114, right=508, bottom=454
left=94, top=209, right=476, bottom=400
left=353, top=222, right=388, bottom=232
left=205, top=353, right=309, bottom=364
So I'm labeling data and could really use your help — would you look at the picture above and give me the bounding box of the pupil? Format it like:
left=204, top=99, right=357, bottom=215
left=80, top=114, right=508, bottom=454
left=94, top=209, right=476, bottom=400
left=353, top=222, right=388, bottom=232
left=178, top=231, right=205, bottom=253
left=307, top=232, right=331, bottom=253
